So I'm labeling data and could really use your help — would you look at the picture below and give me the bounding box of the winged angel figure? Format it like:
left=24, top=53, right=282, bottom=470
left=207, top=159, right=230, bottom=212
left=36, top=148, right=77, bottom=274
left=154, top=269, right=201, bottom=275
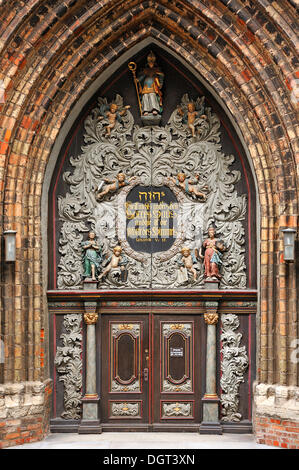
left=177, top=94, right=207, bottom=137
left=97, top=95, right=130, bottom=136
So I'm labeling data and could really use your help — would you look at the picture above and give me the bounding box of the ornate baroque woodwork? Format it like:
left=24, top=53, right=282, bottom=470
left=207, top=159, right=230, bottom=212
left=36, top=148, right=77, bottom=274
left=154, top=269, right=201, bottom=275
left=56, top=91, right=247, bottom=291
left=54, top=314, right=83, bottom=420
left=220, top=314, right=249, bottom=422
left=48, top=49, right=256, bottom=433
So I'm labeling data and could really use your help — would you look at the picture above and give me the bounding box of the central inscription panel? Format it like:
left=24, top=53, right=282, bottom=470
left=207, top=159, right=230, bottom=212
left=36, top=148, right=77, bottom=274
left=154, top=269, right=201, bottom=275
left=126, top=185, right=179, bottom=254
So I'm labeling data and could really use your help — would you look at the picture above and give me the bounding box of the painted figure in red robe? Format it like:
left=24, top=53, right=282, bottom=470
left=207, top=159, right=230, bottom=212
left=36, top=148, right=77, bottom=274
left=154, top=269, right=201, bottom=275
left=200, top=226, right=225, bottom=279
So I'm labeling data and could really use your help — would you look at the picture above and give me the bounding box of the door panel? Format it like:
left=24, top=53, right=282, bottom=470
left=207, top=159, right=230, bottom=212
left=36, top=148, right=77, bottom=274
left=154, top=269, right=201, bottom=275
left=152, top=315, right=201, bottom=426
left=161, top=321, right=193, bottom=393
left=101, top=314, right=200, bottom=428
left=101, top=315, right=149, bottom=424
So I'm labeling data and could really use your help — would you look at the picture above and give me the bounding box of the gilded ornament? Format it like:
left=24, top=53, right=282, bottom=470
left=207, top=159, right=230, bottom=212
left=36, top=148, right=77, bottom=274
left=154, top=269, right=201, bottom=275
left=204, top=313, right=219, bottom=325
left=84, top=312, right=98, bottom=325
left=119, top=323, right=133, bottom=330
left=170, top=323, right=184, bottom=330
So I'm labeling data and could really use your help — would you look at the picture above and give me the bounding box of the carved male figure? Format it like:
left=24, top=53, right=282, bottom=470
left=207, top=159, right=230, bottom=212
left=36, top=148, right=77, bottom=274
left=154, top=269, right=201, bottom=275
left=178, top=101, right=207, bottom=137
left=137, top=51, right=164, bottom=116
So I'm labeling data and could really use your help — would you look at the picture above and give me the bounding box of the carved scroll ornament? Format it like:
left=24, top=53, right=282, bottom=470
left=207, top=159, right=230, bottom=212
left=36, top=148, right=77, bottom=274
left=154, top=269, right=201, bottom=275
left=54, top=314, right=82, bottom=420
left=220, top=314, right=249, bottom=422
left=162, top=402, right=192, bottom=417
left=57, top=93, right=247, bottom=290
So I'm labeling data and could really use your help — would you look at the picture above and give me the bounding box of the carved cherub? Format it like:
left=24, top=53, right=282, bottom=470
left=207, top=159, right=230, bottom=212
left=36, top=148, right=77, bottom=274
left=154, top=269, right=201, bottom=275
left=177, top=94, right=207, bottom=137
left=168, top=171, right=207, bottom=201
left=98, top=245, right=128, bottom=282
left=96, top=172, right=136, bottom=201
left=177, top=246, right=198, bottom=282
left=97, top=96, right=130, bottom=136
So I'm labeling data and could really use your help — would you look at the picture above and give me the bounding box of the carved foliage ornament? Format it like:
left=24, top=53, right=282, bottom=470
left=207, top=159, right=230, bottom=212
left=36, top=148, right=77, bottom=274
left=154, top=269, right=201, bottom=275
left=204, top=312, right=219, bottom=325
left=162, top=402, right=192, bottom=417
left=57, top=93, right=247, bottom=290
left=54, top=314, right=83, bottom=420
left=84, top=312, right=98, bottom=325
left=111, top=402, right=140, bottom=417
left=220, top=314, right=249, bottom=422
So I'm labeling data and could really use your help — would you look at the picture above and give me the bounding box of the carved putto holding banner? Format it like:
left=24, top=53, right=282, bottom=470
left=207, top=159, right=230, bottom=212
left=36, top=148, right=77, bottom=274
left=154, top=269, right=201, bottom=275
left=57, top=81, right=247, bottom=290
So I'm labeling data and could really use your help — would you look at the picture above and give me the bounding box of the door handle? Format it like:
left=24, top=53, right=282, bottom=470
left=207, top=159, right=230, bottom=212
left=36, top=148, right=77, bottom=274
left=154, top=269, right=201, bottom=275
left=143, top=367, right=149, bottom=382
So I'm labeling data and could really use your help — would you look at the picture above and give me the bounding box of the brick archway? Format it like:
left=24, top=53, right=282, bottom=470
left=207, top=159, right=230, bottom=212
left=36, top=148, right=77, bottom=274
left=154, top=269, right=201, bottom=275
left=0, top=1, right=297, bottom=448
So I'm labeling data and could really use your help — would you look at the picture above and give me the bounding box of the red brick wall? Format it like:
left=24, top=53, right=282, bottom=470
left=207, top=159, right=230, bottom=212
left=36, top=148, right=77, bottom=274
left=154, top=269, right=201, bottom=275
left=0, top=381, right=52, bottom=449
left=0, top=416, right=45, bottom=448
left=255, top=416, right=299, bottom=449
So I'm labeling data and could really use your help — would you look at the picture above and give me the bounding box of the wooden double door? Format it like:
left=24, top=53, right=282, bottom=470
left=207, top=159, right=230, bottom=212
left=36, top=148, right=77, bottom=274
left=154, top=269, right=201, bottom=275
left=101, top=314, right=202, bottom=430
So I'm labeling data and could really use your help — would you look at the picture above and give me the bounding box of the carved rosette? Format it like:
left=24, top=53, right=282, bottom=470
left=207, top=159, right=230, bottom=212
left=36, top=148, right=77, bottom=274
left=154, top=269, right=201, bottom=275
left=220, top=314, right=249, bottom=422
left=54, top=314, right=82, bottom=420
left=57, top=93, right=247, bottom=290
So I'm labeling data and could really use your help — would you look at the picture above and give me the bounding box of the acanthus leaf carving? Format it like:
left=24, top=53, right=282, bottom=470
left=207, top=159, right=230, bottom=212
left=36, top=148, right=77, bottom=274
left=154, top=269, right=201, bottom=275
left=56, top=93, right=247, bottom=290
left=54, top=314, right=83, bottom=420
left=220, top=314, right=249, bottom=422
